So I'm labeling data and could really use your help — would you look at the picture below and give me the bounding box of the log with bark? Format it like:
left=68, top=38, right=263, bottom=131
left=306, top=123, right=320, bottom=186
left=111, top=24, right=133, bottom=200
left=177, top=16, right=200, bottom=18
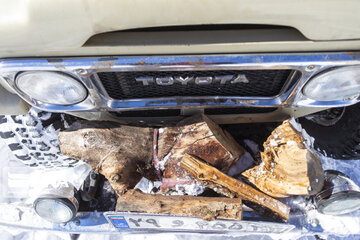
left=58, top=121, right=154, bottom=195
left=158, top=114, right=244, bottom=179
left=242, top=120, right=324, bottom=198
left=116, top=189, right=242, bottom=221
left=180, top=154, right=290, bottom=222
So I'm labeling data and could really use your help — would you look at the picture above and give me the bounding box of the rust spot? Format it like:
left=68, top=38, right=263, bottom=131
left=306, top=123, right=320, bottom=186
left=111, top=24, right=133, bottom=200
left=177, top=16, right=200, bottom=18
left=93, top=60, right=115, bottom=72
left=138, top=60, right=146, bottom=65
left=197, top=58, right=204, bottom=65
left=47, top=59, right=66, bottom=70
left=188, top=57, right=205, bottom=66
left=81, top=60, right=116, bottom=77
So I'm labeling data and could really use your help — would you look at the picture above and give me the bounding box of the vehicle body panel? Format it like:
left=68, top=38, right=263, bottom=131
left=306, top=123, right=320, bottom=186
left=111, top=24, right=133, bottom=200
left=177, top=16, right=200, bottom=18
left=0, top=0, right=359, bottom=58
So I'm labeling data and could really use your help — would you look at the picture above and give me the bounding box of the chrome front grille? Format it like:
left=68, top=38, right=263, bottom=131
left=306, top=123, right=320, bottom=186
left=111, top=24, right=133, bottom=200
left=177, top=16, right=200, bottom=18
left=2, top=52, right=360, bottom=115
left=97, top=69, right=293, bottom=99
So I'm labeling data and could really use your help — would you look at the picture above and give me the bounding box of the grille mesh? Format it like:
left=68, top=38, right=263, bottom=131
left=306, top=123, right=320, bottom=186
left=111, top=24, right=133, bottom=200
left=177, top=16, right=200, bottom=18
left=97, top=70, right=292, bottom=99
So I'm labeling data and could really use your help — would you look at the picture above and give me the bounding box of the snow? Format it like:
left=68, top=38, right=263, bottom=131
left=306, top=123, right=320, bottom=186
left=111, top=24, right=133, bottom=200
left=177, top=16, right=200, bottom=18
left=269, top=139, right=278, bottom=147
left=135, top=177, right=205, bottom=196
left=287, top=140, right=296, bottom=146
left=158, top=152, right=171, bottom=171
left=171, top=180, right=205, bottom=196
left=288, top=118, right=315, bottom=149
left=227, top=139, right=259, bottom=177
left=135, top=177, right=162, bottom=194
left=256, top=162, right=267, bottom=177
left=227, top=152, right=255, bottom=177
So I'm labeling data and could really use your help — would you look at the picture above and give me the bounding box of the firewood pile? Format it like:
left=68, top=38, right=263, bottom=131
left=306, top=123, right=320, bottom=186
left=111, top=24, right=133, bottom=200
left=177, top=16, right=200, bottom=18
left=58, top=115, right=325, bottom=223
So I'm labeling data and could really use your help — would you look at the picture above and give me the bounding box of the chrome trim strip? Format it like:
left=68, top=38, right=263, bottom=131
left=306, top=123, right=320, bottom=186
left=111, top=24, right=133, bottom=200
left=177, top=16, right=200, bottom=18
left=1, top=52, right=360, bottom=113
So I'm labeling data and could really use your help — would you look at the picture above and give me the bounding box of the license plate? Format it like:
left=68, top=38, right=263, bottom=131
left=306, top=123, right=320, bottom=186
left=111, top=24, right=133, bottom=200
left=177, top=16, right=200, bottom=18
left=105, top=212, right=295, bottom=234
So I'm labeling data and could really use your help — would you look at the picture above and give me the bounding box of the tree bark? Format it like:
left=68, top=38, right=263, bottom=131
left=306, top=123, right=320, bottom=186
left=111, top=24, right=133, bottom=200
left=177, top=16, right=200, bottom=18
left=116, top=189, right=242, bottom=221
left=58, top=121, right=154, bottom=195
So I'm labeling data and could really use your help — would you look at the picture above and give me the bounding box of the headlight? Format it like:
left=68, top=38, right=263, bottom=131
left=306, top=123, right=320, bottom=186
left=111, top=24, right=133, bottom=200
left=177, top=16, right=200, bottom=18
left=34, top=182, right=79, bottom=223
left=15, top=71, right=87, bottom=105
left=315, top=170, right=360, bottom=215
left=303, top=66, right=360, bottom=101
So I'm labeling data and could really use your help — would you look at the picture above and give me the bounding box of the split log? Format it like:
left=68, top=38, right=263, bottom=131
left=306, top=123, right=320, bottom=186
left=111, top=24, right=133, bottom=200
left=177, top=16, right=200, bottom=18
left=58, top=121, right=154, bottom=195
left=116, top=189, right=242, bottom=221
left=180, top=154, right=290, bottom=222
left=242, top=120, right=324, bottom=198
left=158, top=114, right=244, bottom=178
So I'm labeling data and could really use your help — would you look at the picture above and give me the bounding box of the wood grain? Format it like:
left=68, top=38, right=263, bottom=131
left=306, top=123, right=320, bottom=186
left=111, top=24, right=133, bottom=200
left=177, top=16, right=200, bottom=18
left=116, top=189, right=242, bottom=221
left=158, top=114, right=244, bottom=178
left=181, top=154, right=290, bottom=221
left=242, top=120, right=324, bottom=198
left=58, top=121, right=154, bottom=195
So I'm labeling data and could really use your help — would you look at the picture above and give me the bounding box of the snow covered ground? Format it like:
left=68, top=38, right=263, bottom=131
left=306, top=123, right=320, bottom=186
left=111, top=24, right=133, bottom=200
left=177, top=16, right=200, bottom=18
left=1, top=126, right=360, bottom=239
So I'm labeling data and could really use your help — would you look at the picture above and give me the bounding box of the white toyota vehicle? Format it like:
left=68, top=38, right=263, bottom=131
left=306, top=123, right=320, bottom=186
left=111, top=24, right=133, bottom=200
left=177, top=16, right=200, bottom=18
left=0, top=0, right=360, bottom=236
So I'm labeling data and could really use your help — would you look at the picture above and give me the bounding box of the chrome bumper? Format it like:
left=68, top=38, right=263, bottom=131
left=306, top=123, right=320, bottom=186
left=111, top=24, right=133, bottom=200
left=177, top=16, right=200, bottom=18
left=1, top=52, right=360, bottom=116
left=0, top=204, right=297, bottom=235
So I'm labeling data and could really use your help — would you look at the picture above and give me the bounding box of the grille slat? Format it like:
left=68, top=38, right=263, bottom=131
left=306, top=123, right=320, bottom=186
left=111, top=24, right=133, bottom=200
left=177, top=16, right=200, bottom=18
left=98, top=70, right=292, bottom=99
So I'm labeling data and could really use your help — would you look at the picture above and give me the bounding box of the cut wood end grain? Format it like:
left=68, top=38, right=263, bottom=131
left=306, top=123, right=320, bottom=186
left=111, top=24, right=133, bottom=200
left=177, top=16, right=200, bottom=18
left=242, top=120, right=324, bottom=198
left=158, top=114, right=244, bottom=179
